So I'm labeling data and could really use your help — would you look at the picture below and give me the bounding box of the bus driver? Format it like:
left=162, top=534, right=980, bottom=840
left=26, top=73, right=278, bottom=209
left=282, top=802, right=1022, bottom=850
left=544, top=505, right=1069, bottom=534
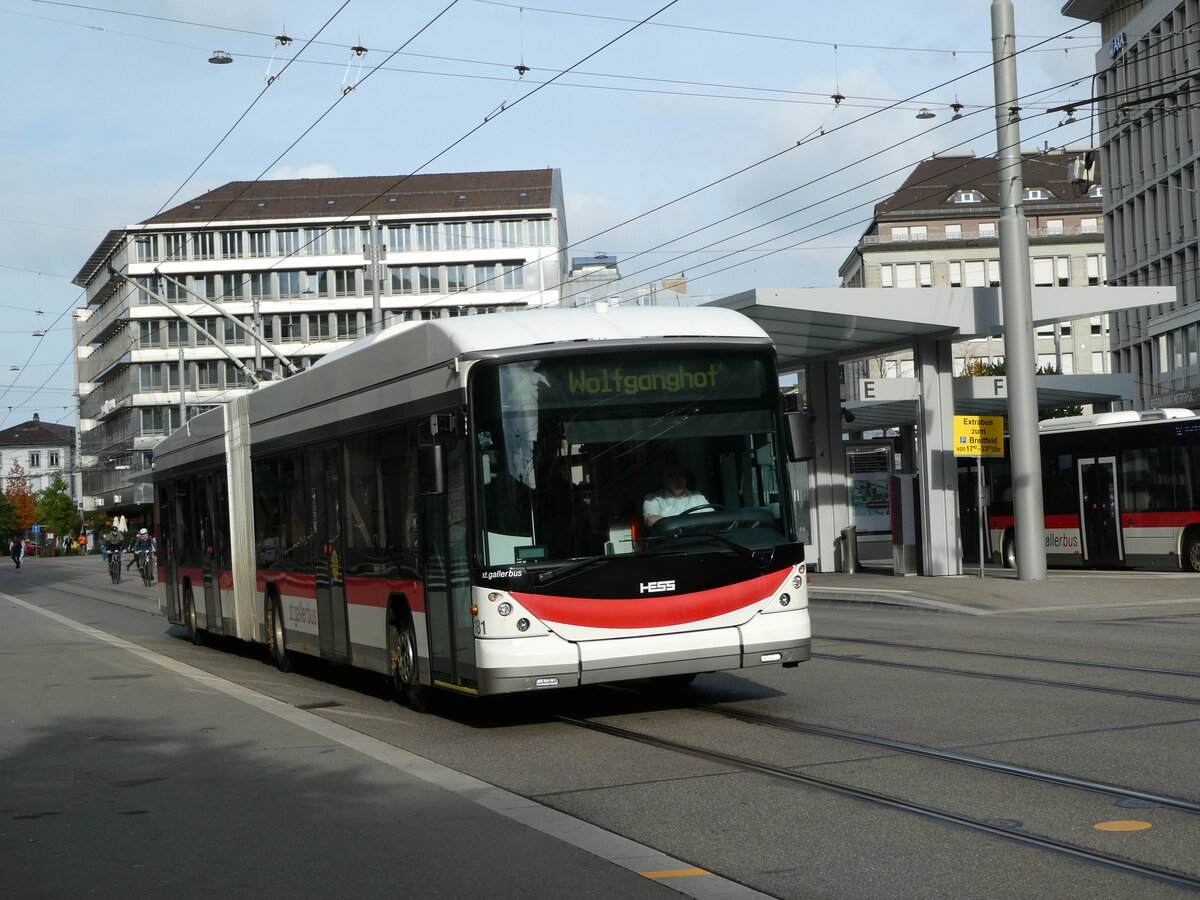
left=643, top=464, right=709, bottom=527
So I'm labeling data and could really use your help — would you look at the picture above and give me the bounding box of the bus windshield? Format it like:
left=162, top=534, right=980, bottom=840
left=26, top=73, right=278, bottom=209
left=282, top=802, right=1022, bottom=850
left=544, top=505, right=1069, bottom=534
left=471, top=348, right=793, bottom=566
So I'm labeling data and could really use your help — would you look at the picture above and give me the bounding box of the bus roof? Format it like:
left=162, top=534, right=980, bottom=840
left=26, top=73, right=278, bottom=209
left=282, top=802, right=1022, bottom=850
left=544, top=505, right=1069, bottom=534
left=1038, top=407, right=1197, bottom=433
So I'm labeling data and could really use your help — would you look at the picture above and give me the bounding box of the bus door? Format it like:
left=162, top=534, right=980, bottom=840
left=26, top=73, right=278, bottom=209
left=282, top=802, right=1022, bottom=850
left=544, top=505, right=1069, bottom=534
left=201, top=472, right=225, bottom=632
left=419, top=421, right=477, bottom=690
left=311, top=445, right=350, bottom=661
left=1077, top=456, right=1123, bottom=566
left=158, top=489, right=181, bottom=622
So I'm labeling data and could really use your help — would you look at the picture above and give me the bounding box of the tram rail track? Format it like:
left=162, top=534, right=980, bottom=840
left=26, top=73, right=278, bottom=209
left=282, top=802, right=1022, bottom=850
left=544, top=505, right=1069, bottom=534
left=559, top=707, right=1200, bottom=892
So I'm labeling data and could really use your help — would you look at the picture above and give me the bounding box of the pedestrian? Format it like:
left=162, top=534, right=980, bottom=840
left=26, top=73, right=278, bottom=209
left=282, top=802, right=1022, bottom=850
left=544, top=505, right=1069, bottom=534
left=10, top=536, right=24, bottom=569
left=78, top=533, right=88, bottom=556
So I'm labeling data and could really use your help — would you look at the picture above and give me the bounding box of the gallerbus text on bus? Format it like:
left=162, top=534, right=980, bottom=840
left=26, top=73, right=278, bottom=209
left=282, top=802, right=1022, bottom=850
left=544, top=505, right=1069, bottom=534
left=152, top=307, right=811, bottom=707
left=982, top=408, right=1200, bottom=570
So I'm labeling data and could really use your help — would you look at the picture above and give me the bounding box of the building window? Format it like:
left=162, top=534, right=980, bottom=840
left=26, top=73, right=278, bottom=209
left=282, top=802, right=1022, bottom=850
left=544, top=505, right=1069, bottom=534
left=226, top=361, right=249, bottom=388
left=418, top=266, right=441, bottom=293
left=501, top=263, right=524, bottom=290
left=446, top=265, right=469, bottom=292
left=248, top=230, right=272, bottom=257
left=390, top=266, right=414, bottom=294
left=139, top=321, right=162, bottom=348
left=1088, top=184, right=1103, bottom=198
left=163, top=274, right=187, bottom=301
left=473, top=263, right=497, bottom=290
left=304, top=227, right=328, bottom=255
left=415, top=223, right=440, bottom=251
left=334, top=269, right=357, bottom=297
left=331, top=227, right=357, bottom=254
left=221, top=231, right=243, bottom=258
left=880, top=262, right=932, bottom=288
left=135, top=235, right=159, bottom=262
left=220, top=274, right=246, bottom=301
left=978, top=222, right=996, bottom=236
left=277, top=229, right=299, bottom=256
left=308, top=314, right=330, bottom=340
left=1033, top=257, right=1070, bottom=287
left=223, top=318, right=245, bottom=344
left=473, top=221, right=496, bottom=249
left=444, top=221, right=468, bottom=249
left=387, top=224, right=412, bottom=252
left=164, top=233, right=188, bottom=260
left=278, top=270, right=301, bottom=299
left=305, top=270, right=328, bottom=297
left=193, top=274, right=217, bottom=300
left=28, top=452, right=40, bottom=468
left=528, top=217, right=551, bottom=245
left=944, top=224, right=962, bottom=237
left=140, top=364, right=163, bottom=391
left=135, top=276, right=155, bottom=305
left=1023, top=188, right=1052, bottom=201
left=950, top=259, right=1000, bottom=288
left=279, top=315, right=302, bottom=341
left=49, top=451, right=59, bottom=468
left=197, top=361, right=220, bottom=389
left=336, top=312, right=360, bottom=339
left=951, top=190, right=983, bottom=204
left=498, top=220, right=525, bottom=247
left=1086, top=255, right=1106, bottom=286
left=165, top=320, right=190, bottom=347
left=250, top=272, right=271, bottom=300
left=193, top=232, right=215, bottom=259
left=1044, top=219, right=1064, bottom=234
left=1080, top=217, right=1099, bottom=233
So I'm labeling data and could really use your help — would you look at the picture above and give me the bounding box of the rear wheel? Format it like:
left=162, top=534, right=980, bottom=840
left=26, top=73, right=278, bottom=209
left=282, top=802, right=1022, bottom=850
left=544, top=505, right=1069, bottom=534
left=266, top=593, right=292, bottom=672
left=1002, top=532, right=1017, bottom=569
left=184, top=586, right=202, bottom=646
left=388, top=614, right=429, bottom=712
left=1183, top=532, right=1200, bottom=572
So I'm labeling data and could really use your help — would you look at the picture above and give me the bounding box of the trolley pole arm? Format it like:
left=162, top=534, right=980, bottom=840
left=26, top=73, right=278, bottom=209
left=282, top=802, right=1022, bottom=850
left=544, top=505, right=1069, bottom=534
left=109, top=270, right=262, bottom=386
left=153, top=270, right=300, bottom=377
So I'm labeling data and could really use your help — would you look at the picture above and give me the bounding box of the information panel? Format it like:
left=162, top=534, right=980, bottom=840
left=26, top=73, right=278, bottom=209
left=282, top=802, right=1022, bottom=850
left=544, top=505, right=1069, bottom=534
left=953, top=415, right=1005, bottom=457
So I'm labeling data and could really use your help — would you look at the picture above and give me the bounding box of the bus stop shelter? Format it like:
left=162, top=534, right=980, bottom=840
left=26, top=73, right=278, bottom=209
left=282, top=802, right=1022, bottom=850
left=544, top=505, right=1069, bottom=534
left=705, top=285, right=1174, bottom=576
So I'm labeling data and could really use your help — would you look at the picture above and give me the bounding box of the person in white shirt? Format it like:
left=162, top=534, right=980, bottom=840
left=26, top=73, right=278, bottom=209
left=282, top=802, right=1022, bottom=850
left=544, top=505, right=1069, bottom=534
left=643, top=464, right=709, bottom=527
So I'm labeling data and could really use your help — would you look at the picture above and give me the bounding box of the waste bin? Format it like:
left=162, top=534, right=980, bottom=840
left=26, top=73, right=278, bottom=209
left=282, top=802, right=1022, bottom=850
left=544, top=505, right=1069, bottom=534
left=838, top=525, right=859, bottom=573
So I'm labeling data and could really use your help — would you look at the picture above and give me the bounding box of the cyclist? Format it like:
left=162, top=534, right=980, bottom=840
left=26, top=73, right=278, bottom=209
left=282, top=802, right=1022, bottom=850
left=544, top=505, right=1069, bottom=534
left=129, top=527, right=156, bottom=578
left=105, top=526, right=125, bottom=583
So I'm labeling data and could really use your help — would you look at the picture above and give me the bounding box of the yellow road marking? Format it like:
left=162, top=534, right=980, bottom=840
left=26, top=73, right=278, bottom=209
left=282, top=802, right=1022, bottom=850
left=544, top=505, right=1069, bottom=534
left=640, top=868, right=711, bottom=879
left=1095, top=820, right=1152, bottom=832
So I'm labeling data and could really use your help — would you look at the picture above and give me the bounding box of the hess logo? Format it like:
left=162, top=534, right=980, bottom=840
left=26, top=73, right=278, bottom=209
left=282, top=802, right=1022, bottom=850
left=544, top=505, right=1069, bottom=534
left=639, top=580, right=676, bottom=594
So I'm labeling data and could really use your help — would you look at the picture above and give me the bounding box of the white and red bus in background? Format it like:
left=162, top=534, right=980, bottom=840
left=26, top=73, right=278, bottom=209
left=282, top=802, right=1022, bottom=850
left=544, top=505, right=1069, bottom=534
left=151, top=307, right=811, bottom=708
left=982, top=408, right=1200, bottom=571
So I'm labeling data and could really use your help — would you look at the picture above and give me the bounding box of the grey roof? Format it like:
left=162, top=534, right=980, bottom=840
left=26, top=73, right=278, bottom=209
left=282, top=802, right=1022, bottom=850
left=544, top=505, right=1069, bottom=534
left=142, top=168, right=558, bottom=226
left=0, top=417, right=74, bottom=448
left=873, top=151, right=1100, bottom=220
left=1061, top=0, right=1115, bottom=21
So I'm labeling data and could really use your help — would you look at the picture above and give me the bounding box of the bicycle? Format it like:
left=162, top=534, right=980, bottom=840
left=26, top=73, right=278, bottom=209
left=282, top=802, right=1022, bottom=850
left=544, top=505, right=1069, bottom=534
left=136, top=551, right=155, bottom=587
left=108, top=549, right=122, bottom=584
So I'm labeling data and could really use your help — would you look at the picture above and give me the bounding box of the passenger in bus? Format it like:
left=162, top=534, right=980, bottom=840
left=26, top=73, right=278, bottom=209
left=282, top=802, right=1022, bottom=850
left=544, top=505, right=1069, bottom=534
left=643, top=464, right=709, bottom=527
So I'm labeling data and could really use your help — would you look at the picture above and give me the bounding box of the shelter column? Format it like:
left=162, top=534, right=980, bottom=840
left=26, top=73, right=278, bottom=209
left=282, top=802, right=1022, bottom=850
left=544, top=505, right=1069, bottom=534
left=807, top=360, right=850, bottom=572
left=915, top=339, right=962, bottom=575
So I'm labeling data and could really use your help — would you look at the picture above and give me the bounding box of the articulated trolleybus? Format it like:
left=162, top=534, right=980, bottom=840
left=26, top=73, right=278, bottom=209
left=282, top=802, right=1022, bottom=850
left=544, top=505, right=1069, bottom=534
left=986, top=408, right=1200, bottom=570
left=153, top=307, right=810, bottom=707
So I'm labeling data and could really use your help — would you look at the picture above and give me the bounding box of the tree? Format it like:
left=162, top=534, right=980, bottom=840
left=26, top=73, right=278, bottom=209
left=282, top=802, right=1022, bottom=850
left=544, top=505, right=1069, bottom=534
left=956, top=358, right=1082, bottom=420
left=5, top=461, right=36, bottom=531
left=35, top=474, right=80, bottom=541
left=0, top=493, right=18, bottom=539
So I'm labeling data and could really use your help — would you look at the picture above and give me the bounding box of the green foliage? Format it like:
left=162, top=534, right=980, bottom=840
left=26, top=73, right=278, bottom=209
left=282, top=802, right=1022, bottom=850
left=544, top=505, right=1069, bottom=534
left=0, top=492, right=18, bottom=539
left=35, top=475, right=80, bottom=539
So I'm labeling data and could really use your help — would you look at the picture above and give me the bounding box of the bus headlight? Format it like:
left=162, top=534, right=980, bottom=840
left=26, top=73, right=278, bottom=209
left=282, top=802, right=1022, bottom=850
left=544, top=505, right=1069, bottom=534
left=517, top=618, right=530, bottom=632
left=497, top=602, right=513, bottom=616
left=779, top=593, right=791, bottom=607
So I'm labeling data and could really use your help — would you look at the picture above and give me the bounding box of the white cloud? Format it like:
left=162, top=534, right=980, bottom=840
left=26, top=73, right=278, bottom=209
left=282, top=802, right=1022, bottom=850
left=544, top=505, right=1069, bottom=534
left=267, top=163, right=342, bottom=180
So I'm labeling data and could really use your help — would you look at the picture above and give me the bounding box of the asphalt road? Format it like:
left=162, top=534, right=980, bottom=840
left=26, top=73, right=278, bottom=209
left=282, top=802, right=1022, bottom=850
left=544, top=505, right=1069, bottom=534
left=4, top=555, right=1200, bottom=899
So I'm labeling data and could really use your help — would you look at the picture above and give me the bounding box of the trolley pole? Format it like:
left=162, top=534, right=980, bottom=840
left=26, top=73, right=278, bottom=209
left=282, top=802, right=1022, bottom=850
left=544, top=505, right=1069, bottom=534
left=992, top=0, right=1046, bottom=580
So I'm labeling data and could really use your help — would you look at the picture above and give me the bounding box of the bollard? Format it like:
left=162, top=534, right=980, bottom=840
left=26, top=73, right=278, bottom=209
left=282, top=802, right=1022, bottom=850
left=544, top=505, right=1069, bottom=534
left=839, top=525, right=859, bottom=573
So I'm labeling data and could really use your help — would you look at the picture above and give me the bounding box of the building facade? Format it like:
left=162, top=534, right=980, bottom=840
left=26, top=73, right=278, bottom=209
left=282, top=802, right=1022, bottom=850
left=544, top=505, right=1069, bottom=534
left=839, top=149, right=1110, bottom=384
left=1063, top=0, right=1200, bottom=410
left=0, top=414, right=77, bottom=498
left=72, top=169, right=568, bottom=513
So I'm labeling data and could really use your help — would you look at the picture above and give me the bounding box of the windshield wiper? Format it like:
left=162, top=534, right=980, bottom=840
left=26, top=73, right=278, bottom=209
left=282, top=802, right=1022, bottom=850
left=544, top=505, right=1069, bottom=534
left=642, top=530, right=762, bottom=565
left=534, top=555, right=608, bottom=587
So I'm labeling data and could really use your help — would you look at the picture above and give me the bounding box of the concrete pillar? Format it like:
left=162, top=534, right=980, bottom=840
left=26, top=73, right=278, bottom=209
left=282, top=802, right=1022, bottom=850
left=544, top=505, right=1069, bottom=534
left=806, top=360, right=850, bottom=572
left=915, top=339, right=962, bottom=575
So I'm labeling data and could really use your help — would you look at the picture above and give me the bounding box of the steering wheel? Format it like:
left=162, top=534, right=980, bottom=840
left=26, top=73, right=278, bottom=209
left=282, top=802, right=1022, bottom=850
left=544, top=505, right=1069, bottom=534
left=682, top=503, right=720, bottom=515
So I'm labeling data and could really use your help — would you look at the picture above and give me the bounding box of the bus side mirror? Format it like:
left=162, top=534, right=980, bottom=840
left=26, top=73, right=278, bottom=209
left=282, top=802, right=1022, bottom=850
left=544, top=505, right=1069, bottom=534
left=785, top=411, right=814, bottom=462
left=418, top=443, right=445, bottom=495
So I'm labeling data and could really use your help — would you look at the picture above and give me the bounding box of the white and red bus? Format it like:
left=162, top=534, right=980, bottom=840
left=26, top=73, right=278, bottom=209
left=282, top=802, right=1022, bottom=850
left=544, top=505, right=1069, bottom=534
left=152, top=307, right=810, bottom=707
left=983, top=408, right=1200, bottom=571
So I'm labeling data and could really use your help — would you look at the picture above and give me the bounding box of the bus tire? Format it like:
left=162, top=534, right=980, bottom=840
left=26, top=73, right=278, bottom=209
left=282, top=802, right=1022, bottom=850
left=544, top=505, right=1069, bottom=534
left=266, top=592, right=292, bottom=673
left=1183, top=531, right=1200, bottom=572
left=388, top=612, right=429, bottom=713
left=184, top=585, right=203, bottom=646
left=1002, top=532, right=1017, bottom=569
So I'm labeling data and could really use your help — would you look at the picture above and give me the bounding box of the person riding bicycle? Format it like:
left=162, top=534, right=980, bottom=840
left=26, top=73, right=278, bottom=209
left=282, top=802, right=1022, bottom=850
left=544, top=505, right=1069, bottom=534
left=128, top=527, right=156, bottom=571
left=104, top=526, right=125, bottom=580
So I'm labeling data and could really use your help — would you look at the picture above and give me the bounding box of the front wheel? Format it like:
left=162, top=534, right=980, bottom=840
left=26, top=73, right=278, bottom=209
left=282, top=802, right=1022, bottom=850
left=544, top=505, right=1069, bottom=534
left=109, top=557, right=121, bottom=584
left=141, top=558, right=155, bottom=587
left=1182, top=532, right=1200, bottom=572
left=388, top=616, right=430, bottom=712
left=1002, top=532, right=1017, bottom=569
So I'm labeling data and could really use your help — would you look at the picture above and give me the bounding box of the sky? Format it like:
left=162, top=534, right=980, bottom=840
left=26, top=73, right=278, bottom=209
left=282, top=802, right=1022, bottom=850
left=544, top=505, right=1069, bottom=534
left=0, top=0, right=1101, bottom=428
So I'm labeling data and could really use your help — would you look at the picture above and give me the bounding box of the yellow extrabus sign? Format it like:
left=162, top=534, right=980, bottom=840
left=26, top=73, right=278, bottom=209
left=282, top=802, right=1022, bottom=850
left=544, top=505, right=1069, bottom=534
left=953, top=415, right=1005, bottom=457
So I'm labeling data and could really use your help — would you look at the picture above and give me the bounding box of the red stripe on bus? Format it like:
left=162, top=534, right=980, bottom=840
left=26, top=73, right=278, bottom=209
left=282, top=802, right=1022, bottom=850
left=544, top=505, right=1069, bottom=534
left=510, top=569, right=793, bottom=629
left=991, top=513, right=1200, bottom=529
